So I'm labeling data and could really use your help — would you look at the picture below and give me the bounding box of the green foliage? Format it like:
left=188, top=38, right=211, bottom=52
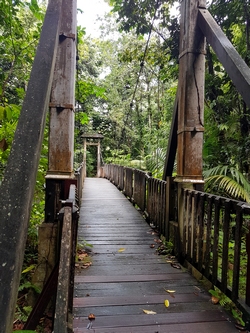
left=157, top=235, right=173, bottom=255
left=204, top=165, right=250, bottom=202
left=145, top=148, right=166, bottom=178
left=109, top=0, right=175, bottom=35
left=209, top=288, right=245, bottom=326
left=203, top=0, right=250, bottom=179
left=18, top=280, right=41, bottom=294
left=14, top=304, right=33, bottom=326
left=0, top=0, right=44, bottom=179
left=75, top=19, right=176, bottom=174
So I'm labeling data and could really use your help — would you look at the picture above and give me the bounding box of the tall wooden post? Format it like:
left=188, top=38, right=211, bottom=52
left=82, top=134, right=104, bottom=178
left=47, top=0, right=76, bottom=176
left=45, top=0, right=77, bottom=222
left=97, top=139, right=101, bottom=177
left=83, top=138, right=87, bottom=178
left=176, top=0, right=206, bottom=245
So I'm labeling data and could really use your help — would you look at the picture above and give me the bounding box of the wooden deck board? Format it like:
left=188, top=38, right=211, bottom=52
left=73, top=321, right=237, bottom=333
left=74, top=310, right=231, bottom=328
left=73, top=178, right=236, bottom=332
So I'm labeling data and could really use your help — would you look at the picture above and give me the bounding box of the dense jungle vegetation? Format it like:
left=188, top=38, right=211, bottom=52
left=0, top=0, right=250, bottom=329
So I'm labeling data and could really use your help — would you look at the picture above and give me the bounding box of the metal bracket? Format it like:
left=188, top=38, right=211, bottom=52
left=179, top=48, right=206, bottom=60
left=59, top=32, right=76, bottom=40
left=177, top=126, right=204, bottom=135
left=49, top=102, right=74, bottom=110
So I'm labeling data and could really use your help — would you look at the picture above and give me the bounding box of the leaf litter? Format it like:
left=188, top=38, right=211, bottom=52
left=142, top=309, right=157, bottom=315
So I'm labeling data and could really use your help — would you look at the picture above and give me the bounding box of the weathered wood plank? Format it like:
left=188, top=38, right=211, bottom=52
left=75, top=273, right=184, bottom=284
left=73, top=310, right=232, bottom=329
left=76, top=245, right=160, bottom=254
left=73, top=321, right=237, bottom=333
left=74, top=301, right=217, bottom=317
left=74, top=293, right=210, bottom=307
left=74, top=282, right=202, bottom=297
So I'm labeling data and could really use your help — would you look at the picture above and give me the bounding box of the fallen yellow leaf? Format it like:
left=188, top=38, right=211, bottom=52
left=164, top=299, right=170, bottom=308
left=142, top=309, right=157, bottom=315
left=164, top=289, right=176, bottom=293
left=118, top=248, right=126, bottom=252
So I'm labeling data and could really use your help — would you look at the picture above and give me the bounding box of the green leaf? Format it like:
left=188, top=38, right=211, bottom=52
left=22, top=264, right=36, bottom=274
left=5, top=105, right=12, bottom=121
left=0, top=106, right=4, bottom=120
left=79, top=112, right=89, bottom=125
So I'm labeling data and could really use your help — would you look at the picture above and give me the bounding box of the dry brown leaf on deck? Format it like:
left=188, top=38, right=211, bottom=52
left=142, top=309, right=157, bottom=315
left=82, top=262, right=92, bottom=268
left=154, top=238, right=162, bottom=243
left=211, top=296, right=219, bottom=304
left=78, top=253, right=88, bottom=261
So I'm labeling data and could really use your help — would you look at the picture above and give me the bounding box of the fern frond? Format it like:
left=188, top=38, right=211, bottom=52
left=204, top=167, right=250, bottom=203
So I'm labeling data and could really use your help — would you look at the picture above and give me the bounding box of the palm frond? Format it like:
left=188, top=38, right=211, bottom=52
left=145, top=148, right=166, bottom=178
left=204, top=166, right=250, bottom=203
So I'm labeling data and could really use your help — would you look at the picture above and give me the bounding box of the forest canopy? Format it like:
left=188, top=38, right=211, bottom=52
left=1, top=0, right=250, bottom=197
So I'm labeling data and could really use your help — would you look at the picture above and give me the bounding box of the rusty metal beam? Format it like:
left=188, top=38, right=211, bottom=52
left=0, top=0, right=62, bottom=331
left=198, top=9, right=250, bottom=108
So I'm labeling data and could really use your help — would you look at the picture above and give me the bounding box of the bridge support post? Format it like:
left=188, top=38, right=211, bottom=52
left=83, top=138, right=87, bottom=178
left=45, top=0, right=77, bottom=220
left=31, top=0, right=77, bottom=319
left=175, top=0, right=206, bottom=254
left=82, top=134, right=104, bottom=177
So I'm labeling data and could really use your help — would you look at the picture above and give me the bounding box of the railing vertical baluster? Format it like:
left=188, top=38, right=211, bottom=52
left=204, top=196, right=213, bottom=278
left=183, top=189, right=188, bottom=257
left=153, top=179, right=157, bottom=226
left=232, top=204, right=243, bottom=302
left=221, top=200, right=231, bottom=293
left=246, top=222, right=250, bottom=306
left=163, top=181, right=168, bottom=240
left=147, top=175, right=153, bottom=223
left=187, top=191, right=193, bottom=260
left=212, top=197, right=220, bottom=285
left=192, top=192, right=198, bottom=265
left=160, top=182, right=164, bottom=234
left=197, top=193, right=205, bottom=272
left=155, top=181, right=159, bottom=230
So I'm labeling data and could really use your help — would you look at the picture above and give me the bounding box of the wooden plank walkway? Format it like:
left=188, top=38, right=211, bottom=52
left=73, top=178, right=236, bottom=333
